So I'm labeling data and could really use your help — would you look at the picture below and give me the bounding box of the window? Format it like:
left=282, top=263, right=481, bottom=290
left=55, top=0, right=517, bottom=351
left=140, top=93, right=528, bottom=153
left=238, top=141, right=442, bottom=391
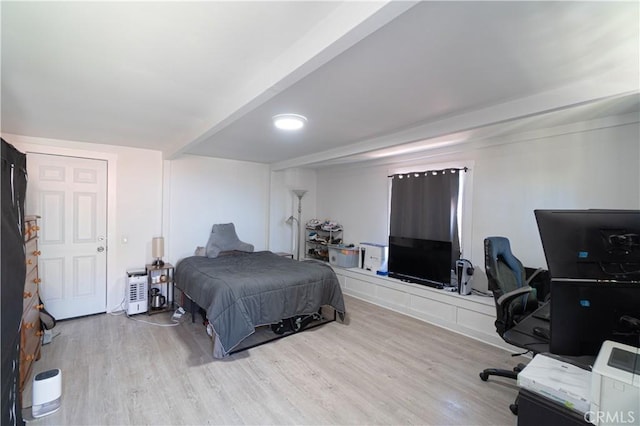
left=388, top=162, right=471, bottom=262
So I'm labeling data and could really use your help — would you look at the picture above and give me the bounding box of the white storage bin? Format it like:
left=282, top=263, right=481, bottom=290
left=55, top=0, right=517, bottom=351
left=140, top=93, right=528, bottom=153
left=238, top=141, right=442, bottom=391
left=329, top=245, right=359, bottom=268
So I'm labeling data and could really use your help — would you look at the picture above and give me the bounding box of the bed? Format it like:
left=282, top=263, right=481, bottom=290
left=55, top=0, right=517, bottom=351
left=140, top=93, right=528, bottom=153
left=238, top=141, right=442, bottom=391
left=175, top=250, right=346, bottom=358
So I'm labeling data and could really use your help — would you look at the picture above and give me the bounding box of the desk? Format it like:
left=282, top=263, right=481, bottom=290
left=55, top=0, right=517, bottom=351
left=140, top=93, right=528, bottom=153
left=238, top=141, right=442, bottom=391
left=503, top=302, right=551, bottom=355
left=507, top=303, right=596, bottom=425
left=505, top=302, right=597, bottom=367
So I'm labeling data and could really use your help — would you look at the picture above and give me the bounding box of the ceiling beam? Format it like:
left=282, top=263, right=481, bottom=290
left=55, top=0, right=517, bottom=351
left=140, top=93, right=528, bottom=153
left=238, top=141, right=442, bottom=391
left=165, top=1, right=418, bottom=160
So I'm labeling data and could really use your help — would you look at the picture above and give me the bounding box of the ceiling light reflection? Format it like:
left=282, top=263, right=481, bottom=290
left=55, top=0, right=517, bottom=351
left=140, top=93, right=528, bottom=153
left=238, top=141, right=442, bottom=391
left=365, top=133, right=469, bottom=159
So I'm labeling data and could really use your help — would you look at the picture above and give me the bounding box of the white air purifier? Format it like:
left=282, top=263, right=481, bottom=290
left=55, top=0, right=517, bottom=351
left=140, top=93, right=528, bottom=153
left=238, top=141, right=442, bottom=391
left=126, top=270, right=148, bottom=315
left=32, top=369, right=62, bottom=418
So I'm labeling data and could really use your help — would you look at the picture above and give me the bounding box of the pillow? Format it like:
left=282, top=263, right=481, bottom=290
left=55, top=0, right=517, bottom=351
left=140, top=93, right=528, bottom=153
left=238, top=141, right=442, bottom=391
left=205, top=223, right=254, bottom=258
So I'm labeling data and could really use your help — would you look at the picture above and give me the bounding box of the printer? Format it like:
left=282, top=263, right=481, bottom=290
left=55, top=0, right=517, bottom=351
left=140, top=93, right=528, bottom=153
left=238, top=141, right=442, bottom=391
left=359, top=242, right=388, bottom=273
left=517, top=353, right=592, bottom=415
left=589, top=340, right=640, bottom=426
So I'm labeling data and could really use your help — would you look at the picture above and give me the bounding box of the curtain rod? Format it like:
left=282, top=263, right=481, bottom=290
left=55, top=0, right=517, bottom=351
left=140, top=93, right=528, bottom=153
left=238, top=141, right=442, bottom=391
left=388, top=167, right=468, bottom=178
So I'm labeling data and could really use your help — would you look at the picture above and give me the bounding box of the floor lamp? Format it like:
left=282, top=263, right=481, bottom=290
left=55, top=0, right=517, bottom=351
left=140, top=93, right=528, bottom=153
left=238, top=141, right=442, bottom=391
left=291, top=189, right=307, bottom=260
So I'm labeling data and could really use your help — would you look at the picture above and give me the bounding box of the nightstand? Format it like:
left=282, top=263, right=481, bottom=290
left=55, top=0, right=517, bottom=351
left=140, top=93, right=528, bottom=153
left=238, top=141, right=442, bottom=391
left=145, top=263, right=174, bottom=315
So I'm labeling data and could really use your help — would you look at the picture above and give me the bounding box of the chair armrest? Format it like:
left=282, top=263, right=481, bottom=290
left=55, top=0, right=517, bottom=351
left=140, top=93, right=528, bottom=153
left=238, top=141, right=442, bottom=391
left=497, top=286, right=534, bottom=307
left=525, top=267, right=551, bottom=302
left=525, top=268, right=545, bottom=286
left=494, top=286, right=536, bottom=337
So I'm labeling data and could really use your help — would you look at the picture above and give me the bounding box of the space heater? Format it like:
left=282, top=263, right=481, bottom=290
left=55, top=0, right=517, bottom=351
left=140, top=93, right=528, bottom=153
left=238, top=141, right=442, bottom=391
left=126, top=269, right=148, bottom=315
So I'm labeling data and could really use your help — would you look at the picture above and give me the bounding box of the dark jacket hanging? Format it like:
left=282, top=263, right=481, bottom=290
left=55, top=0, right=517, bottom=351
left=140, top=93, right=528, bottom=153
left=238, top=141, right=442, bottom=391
left=1, top=138, right=27, bottom=426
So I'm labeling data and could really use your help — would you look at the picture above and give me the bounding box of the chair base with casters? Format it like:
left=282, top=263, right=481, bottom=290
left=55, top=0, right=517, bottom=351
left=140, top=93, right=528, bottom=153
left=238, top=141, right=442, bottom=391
left=479, top=362, right=526, bottom=381
left=479, top=362, right=527, bottom=415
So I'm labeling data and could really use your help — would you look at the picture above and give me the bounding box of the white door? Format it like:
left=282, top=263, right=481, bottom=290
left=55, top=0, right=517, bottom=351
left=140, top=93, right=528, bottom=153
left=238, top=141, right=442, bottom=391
left=26, top=153, right=107, bottom=319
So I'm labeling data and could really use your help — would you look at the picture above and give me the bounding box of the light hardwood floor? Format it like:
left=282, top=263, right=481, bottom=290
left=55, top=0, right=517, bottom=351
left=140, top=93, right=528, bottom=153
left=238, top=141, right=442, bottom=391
left=23, top=295, right=524, bottom=425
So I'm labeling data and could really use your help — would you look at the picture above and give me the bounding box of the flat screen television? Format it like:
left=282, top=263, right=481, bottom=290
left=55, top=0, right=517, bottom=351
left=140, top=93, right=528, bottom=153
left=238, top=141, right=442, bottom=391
left=388, top=236, right=452, bottom=289
left=535, top=209, right=640, bottom=282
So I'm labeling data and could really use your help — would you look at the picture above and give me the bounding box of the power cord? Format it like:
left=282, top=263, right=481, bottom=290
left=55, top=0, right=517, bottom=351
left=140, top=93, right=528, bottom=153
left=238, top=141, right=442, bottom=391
left=108, top=281, right=128, bottom=315
left=125, top=308, right=185, bottom=327
left=108, top=296, right=126, bottom=316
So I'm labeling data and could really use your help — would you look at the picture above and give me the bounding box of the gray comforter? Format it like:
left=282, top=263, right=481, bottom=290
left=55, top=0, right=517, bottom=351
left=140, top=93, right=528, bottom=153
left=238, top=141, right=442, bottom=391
left=175, top=251, right=346, bottom=358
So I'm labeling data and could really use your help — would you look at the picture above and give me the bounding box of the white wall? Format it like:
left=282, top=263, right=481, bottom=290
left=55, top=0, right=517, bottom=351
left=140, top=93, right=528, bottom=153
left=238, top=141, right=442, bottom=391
left=470, top=123, right=640, bottom=269
left=5, top=113, right=637, bottom=308
left=314, top=165, right=389, bottom=246
left=3, top=133, right=163, bottom=311
left=314, top=117, right=640, bottom=291
left=166, top=155, right=270, bottom=262
left=4, top=136, right=276, bottom=312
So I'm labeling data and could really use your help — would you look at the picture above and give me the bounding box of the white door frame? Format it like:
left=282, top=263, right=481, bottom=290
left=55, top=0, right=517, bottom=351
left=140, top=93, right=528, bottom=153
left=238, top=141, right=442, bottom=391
left=18, top=142, right=118, bottom=312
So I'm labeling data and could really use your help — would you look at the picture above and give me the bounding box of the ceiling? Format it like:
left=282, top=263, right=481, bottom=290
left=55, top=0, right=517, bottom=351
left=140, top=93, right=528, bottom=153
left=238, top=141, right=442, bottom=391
left=2, top=1, right=639, bottom=169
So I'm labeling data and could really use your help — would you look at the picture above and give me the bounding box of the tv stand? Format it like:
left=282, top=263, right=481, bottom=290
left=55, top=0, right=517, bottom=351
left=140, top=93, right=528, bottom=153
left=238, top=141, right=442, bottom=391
left=332, top=267, right=513, bottom=352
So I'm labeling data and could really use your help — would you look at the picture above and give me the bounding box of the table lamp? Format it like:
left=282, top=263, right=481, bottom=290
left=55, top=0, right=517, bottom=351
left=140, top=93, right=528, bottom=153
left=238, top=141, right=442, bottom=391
left=152, top=237, right=165, bottom=267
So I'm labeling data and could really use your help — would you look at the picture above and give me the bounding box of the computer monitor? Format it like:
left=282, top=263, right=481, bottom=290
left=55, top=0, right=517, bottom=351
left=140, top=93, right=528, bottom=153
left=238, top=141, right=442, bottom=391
left=550, top=279, right=640, bottom=356
left=535, top=209, right=640, bottom=282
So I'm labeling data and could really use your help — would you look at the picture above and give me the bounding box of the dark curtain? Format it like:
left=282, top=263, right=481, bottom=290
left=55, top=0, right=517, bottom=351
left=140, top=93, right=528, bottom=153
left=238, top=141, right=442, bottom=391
left=1, top=139, right=27, bottom=426
left=389, top=168, right=463, bottom=262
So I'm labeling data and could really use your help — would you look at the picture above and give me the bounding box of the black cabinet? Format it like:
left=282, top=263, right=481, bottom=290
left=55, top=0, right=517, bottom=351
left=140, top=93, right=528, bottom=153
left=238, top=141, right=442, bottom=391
left=517, top=389, right=589, bottom=426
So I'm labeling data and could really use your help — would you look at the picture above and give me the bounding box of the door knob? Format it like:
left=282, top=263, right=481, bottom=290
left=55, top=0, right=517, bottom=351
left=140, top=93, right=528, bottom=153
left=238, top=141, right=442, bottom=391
left=97, top=246, right=105, bottom=252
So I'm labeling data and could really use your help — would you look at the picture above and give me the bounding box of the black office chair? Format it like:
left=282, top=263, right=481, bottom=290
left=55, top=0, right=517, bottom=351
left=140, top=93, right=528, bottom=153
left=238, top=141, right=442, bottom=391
left=479, top=236, right=546, bottom=415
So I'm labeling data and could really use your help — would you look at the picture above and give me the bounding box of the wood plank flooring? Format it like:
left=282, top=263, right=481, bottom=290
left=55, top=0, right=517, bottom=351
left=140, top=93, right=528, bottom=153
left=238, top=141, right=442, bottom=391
left=23, top=295, right=525, bottom=425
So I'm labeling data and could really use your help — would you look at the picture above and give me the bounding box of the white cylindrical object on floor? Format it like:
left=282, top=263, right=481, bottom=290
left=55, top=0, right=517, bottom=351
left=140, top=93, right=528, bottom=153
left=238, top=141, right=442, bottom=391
left=32, top=368, right=62, bottom=418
